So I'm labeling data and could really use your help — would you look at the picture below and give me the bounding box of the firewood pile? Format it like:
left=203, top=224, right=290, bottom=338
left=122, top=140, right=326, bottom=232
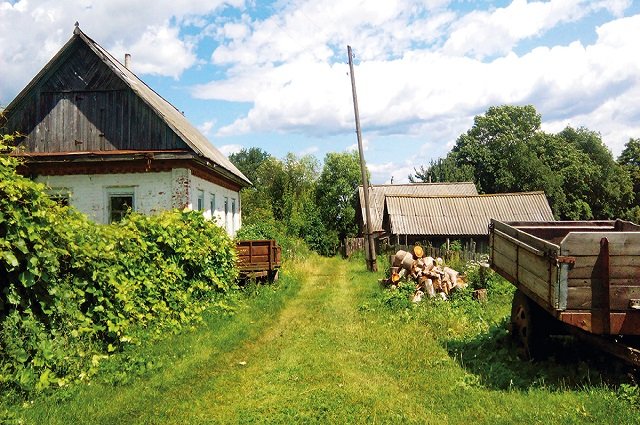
left=384, top=245, right=467, bottom=302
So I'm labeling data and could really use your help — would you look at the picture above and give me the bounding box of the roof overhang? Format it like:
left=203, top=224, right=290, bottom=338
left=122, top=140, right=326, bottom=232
left=14, top=150, right=247, bottom=192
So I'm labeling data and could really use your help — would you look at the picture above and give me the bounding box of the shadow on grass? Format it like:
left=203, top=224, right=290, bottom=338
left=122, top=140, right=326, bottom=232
left=444, top=318, right=638, bottom=391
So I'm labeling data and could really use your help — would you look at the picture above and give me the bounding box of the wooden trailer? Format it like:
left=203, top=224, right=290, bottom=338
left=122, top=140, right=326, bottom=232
left=235, top=240, right=282, bottom=281
left=489, top=219, right=640, bottom=364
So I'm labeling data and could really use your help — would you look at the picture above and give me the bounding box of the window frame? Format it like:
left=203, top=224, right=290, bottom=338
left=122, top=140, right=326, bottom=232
left=106, top=187, right=136, bottom=224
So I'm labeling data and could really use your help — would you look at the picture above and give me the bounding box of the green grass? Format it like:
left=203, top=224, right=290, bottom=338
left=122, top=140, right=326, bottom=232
left=3, top=256, right=639, bottom=424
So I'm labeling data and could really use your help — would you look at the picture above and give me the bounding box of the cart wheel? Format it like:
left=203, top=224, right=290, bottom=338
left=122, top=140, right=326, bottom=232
left=511, top=289, right=548, bottom=360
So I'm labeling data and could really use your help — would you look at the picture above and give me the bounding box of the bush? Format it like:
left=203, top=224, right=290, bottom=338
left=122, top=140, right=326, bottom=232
left=0, top=137, right=238, bottom=396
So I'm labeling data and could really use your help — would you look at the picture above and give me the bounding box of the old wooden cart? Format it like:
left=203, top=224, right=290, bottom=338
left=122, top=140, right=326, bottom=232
left=235, top=239, right=282, bottom=281
left=489, top=219, right=640, bottom=365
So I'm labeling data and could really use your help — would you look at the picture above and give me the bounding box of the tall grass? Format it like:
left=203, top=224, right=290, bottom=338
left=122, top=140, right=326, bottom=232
left=3, top=256, right=639, bottom=424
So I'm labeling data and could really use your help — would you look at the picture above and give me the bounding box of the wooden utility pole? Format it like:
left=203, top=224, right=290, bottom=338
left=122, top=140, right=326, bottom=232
left=347, top=45, right=377, bottom=272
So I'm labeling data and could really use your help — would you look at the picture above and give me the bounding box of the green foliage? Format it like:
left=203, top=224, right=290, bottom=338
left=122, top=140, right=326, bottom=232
left=228, top=147, right=272, bottom=185
left=315, top=151, right=361, bottom=240
left=230, top=151, right=342, bottom=256
left=0, top=136, right=238, bottom=396
left=412, top=105, right=634, bottom=220
left=619, top=138, right=640, bottom=222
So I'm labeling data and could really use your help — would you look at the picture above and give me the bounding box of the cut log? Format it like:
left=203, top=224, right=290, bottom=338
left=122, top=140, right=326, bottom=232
left=393, top=250, right=409, bottom=267
left=443, top=267, right=458, bottom=288
left=473, top=289, right=488, bottom=302
left=401, top=253, right=415, bottom=271
left=413, top=245, right=424, bottom=259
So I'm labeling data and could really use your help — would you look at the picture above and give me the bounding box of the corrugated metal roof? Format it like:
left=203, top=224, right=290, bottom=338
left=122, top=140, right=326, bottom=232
left=5, top=26, right=250, bottom=186
left=384, top=192, right=554, bottom=236
left=358, top=182, right=478, bottom=232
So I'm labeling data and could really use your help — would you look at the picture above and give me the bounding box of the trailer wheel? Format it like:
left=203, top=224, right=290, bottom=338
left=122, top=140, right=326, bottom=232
left=510, top=289, right=548, bottom=360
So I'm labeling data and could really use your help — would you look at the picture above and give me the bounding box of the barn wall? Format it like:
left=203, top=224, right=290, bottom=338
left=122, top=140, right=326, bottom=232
left=6, top=39, right=188, bottom=153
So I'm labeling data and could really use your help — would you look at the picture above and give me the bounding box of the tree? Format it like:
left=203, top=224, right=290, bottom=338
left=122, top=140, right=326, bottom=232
left=411, top=105, right=631, bottom=220
left=558, top=127, right=633, bottom=219
left=619, top=138, right=640, bottom=222
left=229, top=147, right=272, bottom=185
left=450, top=105, right=542, bottom=194
left=315, top=151, right=362, bottom=241
left=410, top=157, right=474, bottom=183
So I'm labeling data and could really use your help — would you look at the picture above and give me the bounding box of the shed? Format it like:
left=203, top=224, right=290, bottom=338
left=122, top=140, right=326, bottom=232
left=1, top=25, right=249, bottom=234
left=382, top=191, right=554, bottom=250
left=356, top=182, right=478, bottom=238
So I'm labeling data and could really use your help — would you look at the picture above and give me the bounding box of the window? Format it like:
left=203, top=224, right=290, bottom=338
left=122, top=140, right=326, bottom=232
left=109, top=194, right=134, bottom=223
left=197, top=189, right=205, bottom=211
left=47, top=188, right=70, bottom=206
left=231, top=198, right=236, bottom=234
left=209, top=193, right=216, bottom=218
left=224, top=197, right=229, bottom=233
left=107, top=188, right=135, bottom=223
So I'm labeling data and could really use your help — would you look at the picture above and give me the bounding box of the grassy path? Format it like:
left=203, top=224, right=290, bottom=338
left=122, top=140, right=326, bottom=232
left=12, top=256, right=639, bottom=424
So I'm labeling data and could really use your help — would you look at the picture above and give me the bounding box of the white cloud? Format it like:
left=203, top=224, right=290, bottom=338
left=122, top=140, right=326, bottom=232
left=368, top=160, right=417, bottom=184
left=198, top=119, right=217, bottom=136
left=2, top=0, right=639, bottom=185
left=218, top=144, right=243, bottom=156
left=346, top=138, right=370, bottom=153
left=299, top=146, right=319, bottom=156
left=199, top=2, right=640, bottom=161
left=0, top=0, right=239, bottom=103
left=443, top=0, right=632, bottom=59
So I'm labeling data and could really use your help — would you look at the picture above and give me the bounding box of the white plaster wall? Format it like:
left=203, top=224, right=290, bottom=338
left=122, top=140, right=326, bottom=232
left=190, top=174, right=242, bottom=237
left=36, top=169, right=242, bottom=237
left=36, top=172, right=174, bottom=224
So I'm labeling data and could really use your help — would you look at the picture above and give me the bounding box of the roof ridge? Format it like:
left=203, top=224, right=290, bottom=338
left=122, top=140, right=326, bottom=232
left=384, top=191, right=546, bottom=199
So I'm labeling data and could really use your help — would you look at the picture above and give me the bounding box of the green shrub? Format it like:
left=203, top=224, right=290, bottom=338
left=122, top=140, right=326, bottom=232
left=0, top=137, right=238, bottom=396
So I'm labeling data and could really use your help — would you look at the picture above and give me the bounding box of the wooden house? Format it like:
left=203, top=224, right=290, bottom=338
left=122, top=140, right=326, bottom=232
left=381, top=191, right=555, bottom=251
left=1, top=25, right=250, bottom=235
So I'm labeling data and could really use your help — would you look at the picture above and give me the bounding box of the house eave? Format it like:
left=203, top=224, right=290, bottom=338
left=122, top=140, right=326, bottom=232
left=15, top=151, right=246, bottom=192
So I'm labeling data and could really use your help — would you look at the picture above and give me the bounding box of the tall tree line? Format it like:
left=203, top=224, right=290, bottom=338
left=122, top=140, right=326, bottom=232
left=411, top=105, right=637, bottom=220
left=229, top=148, right=362, bottom=255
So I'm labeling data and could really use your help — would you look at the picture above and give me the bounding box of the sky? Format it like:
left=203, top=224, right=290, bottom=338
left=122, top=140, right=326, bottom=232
left=1, top=0, right=640, bottom=183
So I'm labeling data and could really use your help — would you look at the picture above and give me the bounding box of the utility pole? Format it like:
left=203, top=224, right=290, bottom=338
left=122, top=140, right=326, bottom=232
left=347, top=45, right=377, bottom=272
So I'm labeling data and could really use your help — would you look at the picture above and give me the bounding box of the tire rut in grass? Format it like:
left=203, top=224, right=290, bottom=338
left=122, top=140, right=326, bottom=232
left=156, top=257, right=378, bottom=420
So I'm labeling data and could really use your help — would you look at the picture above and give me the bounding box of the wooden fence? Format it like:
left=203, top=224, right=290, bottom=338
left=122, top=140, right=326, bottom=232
left=343, top=237, right=365, bottom=258
left=344, top=237, right=487, bottom=263
left=390, top=244, right=487, bottom=263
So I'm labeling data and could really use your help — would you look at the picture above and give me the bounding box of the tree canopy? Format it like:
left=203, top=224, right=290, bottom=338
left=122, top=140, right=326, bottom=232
left=412, top=105, right=634, bottom=220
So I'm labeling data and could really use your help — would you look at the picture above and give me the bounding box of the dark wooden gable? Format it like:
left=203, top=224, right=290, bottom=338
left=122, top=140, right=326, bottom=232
left=5, top=37, right=189, bottom=153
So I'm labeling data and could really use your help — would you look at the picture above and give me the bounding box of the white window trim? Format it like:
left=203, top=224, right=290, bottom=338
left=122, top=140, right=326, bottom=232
left=197, top=189, right=205, bottom=211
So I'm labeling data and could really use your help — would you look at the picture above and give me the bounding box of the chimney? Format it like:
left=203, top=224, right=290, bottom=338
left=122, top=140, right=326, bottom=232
left=124, top=53, right=131, bottom=69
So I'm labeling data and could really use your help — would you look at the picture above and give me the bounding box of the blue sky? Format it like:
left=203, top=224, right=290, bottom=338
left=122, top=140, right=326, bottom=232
left=2, top=0, right=640, bottom=183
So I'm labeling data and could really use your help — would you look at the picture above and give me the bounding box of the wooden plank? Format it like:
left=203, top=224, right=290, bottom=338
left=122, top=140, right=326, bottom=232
left=561, top=232, right=640, bottom=256
left=560, top=311, right=640, bottom=335
left=491, top=250, right=517, bottom=282
left=492, top=233, right=518, bottom=261
left=518, top=248, right=552, bottom=282
left=567, top=286, right=640, bottom=310
left=248, top=246, right=270, bottom=256
left=518, top=266, right=551, bottom=307
left=568, top=255, right=640, bottom=280
left=568, top=277, right=640, bottom=288
left=238, top=255, right=270, bottom=264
